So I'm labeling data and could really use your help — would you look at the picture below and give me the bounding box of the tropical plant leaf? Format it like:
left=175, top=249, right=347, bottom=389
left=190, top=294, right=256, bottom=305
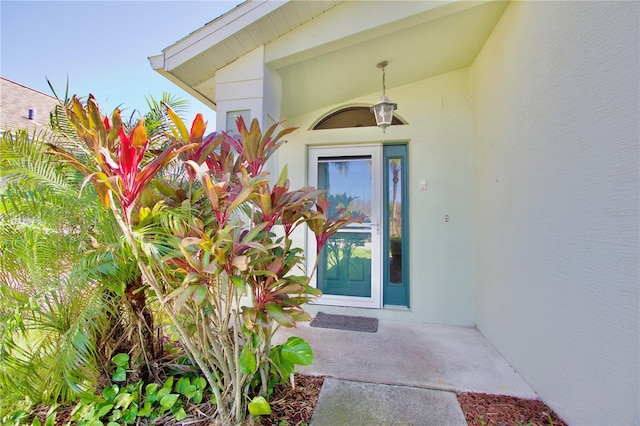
left=281, top=337, right=314, bottom=366
left=248, top=396, right=271, bottom=416
left=239, top=343, right=257, bottom=374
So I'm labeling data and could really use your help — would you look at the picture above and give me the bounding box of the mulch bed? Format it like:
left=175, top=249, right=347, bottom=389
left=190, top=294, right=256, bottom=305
left=457, top=392, right=567, bottom=426
left=261, top=374, right=325, bottom=426
left=36, top=375, right=567, bottom=425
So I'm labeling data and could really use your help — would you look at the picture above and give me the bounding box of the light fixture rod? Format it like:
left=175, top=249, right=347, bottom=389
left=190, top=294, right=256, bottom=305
left=377, top=60, right=388, bottom=96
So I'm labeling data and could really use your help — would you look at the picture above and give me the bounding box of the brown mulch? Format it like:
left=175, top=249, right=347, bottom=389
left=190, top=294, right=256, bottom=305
left=261, top=374, right=325, bottom=426
left=35, top=376, right=567, bottom=426
left=457, top=392, right=567, bottom=426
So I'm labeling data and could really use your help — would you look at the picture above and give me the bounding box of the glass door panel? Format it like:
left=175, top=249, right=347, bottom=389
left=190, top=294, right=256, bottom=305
left=318, top=232, right=372, bottom=297
left=383, top=144, right=409, bottom=307
left=308, top=146, right=382, bottom=308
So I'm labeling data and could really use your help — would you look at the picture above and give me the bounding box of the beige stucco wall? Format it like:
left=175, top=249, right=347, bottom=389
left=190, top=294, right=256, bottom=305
left=471, top=1, right=639, bottom=424
left=279, top=69, right=477, bottom=326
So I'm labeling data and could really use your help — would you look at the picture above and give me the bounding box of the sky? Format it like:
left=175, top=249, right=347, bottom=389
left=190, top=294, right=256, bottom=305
left=1, top=0, right=243, bottom=130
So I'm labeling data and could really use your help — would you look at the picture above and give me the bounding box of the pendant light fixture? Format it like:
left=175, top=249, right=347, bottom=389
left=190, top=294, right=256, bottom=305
left=370, top=60, right=397, bottom=132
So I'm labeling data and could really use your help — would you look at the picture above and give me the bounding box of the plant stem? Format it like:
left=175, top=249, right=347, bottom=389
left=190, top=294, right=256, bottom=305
left=110, top=202, right=229, bottom=421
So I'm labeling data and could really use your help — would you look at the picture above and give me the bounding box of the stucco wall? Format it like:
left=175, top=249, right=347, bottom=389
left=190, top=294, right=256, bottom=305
left=471, top=2, right=639, bottom=424
left=279, top=69, right=477, bottom=326
left=215, top=47, right=268, bottom=133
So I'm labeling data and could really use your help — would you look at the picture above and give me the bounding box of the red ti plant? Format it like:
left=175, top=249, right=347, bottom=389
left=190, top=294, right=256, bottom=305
left=156, top=112, right=366, bottom=421
left=48, top=95, right=196, bottom=224
left=306, top=193, right=366, bottom=254
left=222, top=116, right=295, bottom=176
left=54, top=98, right=363, bottom=424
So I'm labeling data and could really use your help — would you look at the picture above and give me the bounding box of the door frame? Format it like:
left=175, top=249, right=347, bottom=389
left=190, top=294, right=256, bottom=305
left=307, top=144, right=383, bottom=309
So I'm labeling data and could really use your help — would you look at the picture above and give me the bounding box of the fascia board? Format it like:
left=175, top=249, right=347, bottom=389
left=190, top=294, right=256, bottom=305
left=148, top=54, right=164, bottom=71
left=162, top=0, right=289, bottom=71
left=153, top=67, right=218, bottom=111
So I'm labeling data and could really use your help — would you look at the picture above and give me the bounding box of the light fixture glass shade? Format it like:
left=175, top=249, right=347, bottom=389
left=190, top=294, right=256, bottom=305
left=370, top=95, right=397, bottom=132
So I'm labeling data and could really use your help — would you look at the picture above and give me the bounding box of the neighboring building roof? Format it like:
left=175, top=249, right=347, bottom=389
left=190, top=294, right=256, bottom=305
left=0, top=77, right=60, bottom=132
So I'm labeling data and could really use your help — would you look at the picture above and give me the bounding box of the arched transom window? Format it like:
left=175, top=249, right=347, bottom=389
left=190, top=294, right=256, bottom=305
left=313, top=106, right=406, bottom=130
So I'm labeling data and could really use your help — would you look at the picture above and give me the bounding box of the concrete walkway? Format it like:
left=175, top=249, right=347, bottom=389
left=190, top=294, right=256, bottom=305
left=275, top=320, right=537, bottom=425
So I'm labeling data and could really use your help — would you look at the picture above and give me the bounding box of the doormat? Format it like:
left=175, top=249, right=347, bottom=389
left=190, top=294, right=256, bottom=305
left=310, top=312, right=378, bottom=333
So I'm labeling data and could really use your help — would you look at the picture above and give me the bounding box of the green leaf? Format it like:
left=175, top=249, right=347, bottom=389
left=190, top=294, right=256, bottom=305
left=163, top=376, right=174, bottom=390
left=173, top=407, right=187, bottom=421
left=153, top=179, right=178, bottom=197
left=157, top=388, right=171, bottom=400
left=193, top=377, right=207, bottom=390
left=248, top=396, right=272, bottom=416
left=96, top=403, right=114, bottom=418
left=192, top=285, right=207, bottom=305
left=192, top=389, right=204, bottom=404
left=276, top=164, right=288, bottom=187
left=32, top=418, right=41, bottom=426
left=164, top=103, right=189, bottom=141
left=113, top=392, right=134, bottom=410
left=138, top=401, right=152, bottom=417
left=175, top=376, right=190, bottom=394
left=270, top=346, right=295, bottom=380
left=112, top=366, right=126, bottom=382
left=241, top=221, right=268, bottom=244
left=230, top=275, right=246, bottom=292
left=184, top=384, right=198, bottom=399
left=182, top=272, right=202, bottom=285
left=44, top=411, right=57, bottom=426
left=239, top=343, right=257, bottom=374
left=108, top=409, right=122, bottom=421
left=103, top=385, right=119, bottom=401
left=107, top=423, right=120, bottom=426
left=191, top=377, right=206, bottom=404
left=112, top=353, right=130, bottom=367
left=264, top=302, right=295, bottom=327
left=138, top=206, right=151, bottom=224
left=281, top=336, right=314, bottom=365
left=121, top=407, right=137, bottom=423
left=160, top=393, right=180, bottom=411
left=145, top=382, right=159, bottom=397
left=173, top=285, right=196, bottom=312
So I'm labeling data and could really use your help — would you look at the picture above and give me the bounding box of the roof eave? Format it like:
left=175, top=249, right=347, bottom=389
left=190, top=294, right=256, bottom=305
left=158, top=1, right=287, bottom=72
left=149, top=55, right=218, bottom=111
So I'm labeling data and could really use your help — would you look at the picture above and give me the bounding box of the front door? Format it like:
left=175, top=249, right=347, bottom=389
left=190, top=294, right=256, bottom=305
left=308, top=145, right=382, bottom=308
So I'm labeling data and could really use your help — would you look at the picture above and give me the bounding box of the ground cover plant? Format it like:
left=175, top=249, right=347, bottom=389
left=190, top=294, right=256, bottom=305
left=0, top=94, right=360, bottom=425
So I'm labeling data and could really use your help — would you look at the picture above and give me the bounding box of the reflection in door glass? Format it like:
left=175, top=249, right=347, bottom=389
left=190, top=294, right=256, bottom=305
left=317, top=158, right=371, bottom=223
left=388, top=157, right=402, bottom=284
left=317, top=156, right=373, bottom=297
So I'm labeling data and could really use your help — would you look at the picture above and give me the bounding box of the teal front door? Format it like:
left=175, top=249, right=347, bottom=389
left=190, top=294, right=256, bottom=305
left=308, top=145, right=382, bottom=308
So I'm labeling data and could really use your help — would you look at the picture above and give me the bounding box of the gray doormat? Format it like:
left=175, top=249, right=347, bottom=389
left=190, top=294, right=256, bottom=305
left=310, top=312, right=378, bottom=333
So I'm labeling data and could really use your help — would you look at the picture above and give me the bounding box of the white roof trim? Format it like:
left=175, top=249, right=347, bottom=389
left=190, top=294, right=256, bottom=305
left=161, top=1, right=287, bottom=71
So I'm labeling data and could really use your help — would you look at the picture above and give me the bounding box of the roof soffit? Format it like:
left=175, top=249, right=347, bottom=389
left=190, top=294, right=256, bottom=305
left=275, top=1, right=509, bottom=116
left=155, top=1, right=341, bottom=83
left=151, top=1, right=508, bottom=117
left=264, top=1, right=483, bottom=68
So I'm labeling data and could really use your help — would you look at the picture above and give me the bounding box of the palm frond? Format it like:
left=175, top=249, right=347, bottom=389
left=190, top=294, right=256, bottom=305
left=0, top=274, right=115, bottom=404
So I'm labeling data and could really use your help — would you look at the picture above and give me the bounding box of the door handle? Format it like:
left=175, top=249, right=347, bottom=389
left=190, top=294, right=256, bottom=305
left=371, top=222, right=380, bottom=235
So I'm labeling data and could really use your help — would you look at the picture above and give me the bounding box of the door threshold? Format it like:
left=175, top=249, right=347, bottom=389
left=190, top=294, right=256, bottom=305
left=383, top=304, right=410, bottom=311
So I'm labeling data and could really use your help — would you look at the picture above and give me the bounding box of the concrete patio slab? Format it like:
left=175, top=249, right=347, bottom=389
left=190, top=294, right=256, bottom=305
left=310, top=378, right=467, bottom=426
left=276, top=320, right=537, bottom=398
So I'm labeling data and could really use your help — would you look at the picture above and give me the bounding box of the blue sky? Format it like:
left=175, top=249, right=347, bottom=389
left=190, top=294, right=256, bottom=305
left=1, top=0, right=243, bottom=129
